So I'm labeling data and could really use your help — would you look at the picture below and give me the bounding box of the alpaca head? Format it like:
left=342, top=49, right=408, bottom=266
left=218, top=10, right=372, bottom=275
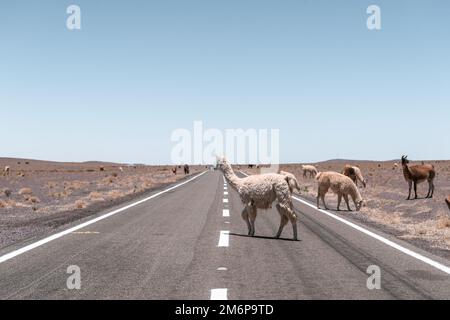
left=216, top=157, right=229, bottom=171
left=355, top=199, right=366, bottom=211
left=401, top=155, right=409, bottom=165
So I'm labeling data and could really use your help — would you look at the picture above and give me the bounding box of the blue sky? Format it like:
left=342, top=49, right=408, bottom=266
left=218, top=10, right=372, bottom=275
left=1, top=1, right=449, bottom=164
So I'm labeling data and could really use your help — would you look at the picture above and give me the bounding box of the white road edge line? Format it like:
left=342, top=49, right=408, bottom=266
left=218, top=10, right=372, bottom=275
left=210, top=288, right=228, bottom=300
left=218, top=230, right=230, bottom=247
left=0, top=171, right=209, bottom=264
left=239, top=171, right=450, bottom=275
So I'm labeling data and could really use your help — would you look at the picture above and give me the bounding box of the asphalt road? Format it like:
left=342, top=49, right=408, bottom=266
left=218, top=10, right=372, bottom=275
left=1, top=170, right=450, bottom=300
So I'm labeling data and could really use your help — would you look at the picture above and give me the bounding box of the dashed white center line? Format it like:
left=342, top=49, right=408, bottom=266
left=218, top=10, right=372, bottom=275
left=224, top=191, right=228, bottom=195
left=217, top=267, right=228, bottom=271
left=222, top=209, right=230, bottom=217
left=223, top=199, right=228, bottom=203
left=211, top=288, right=228, bottom=300
left=218, top=230, right=230, bottom=247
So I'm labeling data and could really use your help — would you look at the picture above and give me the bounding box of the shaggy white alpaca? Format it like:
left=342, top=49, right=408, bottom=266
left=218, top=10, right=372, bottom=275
left=217, top=158, right=298, bottom=240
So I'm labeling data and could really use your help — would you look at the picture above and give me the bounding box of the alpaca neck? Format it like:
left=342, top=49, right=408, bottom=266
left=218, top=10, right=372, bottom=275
left=402, top=162, right=413, bottom=180
left=221, top=163, right=243, bottom=189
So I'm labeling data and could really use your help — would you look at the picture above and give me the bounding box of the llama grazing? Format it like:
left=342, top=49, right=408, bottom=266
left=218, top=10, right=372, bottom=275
left=184, top=164, right=190, bottom=175
left=217, top=157, right=298, bottom=240
left=302, top=165, right=318, bottom=178
left=279, top=171, right=301, bottom=194
left=401, top=156, right=436, bottom=200
left=342, top=165, right=367, bottom=188
left=316, top=171, right=364, bottom=211
left=445, top=196, right=450, bottom=211
left=3, top=166, right=10, bottom=176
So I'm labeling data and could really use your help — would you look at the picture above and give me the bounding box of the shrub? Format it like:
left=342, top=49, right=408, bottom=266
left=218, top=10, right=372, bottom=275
left=75, top=200, right=87, bottom=209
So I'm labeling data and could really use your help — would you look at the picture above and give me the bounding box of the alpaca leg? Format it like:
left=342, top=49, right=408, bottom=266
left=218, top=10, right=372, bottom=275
left=407, top=181, right=412, bottom=200
left=321, top=194, right=328, bottom=210
left=344, top=194, right=352, bottom=211
left=337, top=194, right=342, bottom=211
left=275, top=204, right=289, bottom=239
left=287, top=206, right=298, bottom=241
left=427, top=180, right=434, bottom=198
left=414, top=181, right=418, bottom=199
left=248, top=205, right=257, bottom=237
left=426, top=181, right=431, bottom=198
left=317, top=193, right=320, bottom=209
left=430, top=181, right=435, bottom=198
left=241, top=207, right=251, bottom=235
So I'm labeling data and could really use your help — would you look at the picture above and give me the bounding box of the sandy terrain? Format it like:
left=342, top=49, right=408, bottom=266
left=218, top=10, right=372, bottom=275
left=0, top=158, right=203, bottom=249
left=243, top=159, right=450, bottom=259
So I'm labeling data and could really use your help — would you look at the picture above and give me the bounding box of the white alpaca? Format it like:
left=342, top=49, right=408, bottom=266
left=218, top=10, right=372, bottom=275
left=217, top=158, right=298, bottom=240
left=316, top=171, right=364, bottom=211
left=302, top=165, right=318, bottom=178
left=279, top=171, right=301, bottom=194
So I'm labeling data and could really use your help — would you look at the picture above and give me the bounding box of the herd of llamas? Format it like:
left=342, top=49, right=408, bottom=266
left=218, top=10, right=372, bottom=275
left=217, top=155, right=448, bottom=241
left=2, top=157, right=448, bottom=241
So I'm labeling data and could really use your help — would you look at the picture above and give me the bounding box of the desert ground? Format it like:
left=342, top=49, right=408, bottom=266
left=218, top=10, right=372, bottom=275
left=0, top=158, right=202, bottom=249
left=2, top=157, right=450, bottom=259
left=243, top=159, right=450, bottom=259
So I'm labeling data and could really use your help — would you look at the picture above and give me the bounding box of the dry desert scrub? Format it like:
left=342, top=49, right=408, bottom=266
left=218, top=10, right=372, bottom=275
left=88, top=191, right=105, bottom=202
left=74, top=200, right=87, bottom=209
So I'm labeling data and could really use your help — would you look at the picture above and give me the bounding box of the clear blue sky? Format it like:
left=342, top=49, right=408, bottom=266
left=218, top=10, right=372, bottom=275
left=1, top=1, right=449, bottom=164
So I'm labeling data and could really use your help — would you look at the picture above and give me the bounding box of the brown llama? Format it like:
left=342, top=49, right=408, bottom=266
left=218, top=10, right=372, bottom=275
left=401, top=156, right=436, bottom=200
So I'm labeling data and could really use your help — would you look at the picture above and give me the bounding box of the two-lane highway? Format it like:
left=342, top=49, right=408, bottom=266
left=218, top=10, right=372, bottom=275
left=0, top=170, right=450, bottom=299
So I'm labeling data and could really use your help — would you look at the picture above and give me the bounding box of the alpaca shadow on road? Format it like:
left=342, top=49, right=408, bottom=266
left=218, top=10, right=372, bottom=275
left=229, top=232, right=301, bottom=242
left=406, top=196, right=433, bottom=201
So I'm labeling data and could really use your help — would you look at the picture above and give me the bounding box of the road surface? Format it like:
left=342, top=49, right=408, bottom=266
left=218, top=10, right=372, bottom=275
left=1, top=170, right=450, bottom=299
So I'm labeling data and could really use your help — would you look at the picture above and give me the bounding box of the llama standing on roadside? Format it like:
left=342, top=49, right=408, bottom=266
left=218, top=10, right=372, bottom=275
left=217, top=157, right=298, bottom=240
left=172, top=166, right=177, bottom=175
left=342, top=165, right=367, bottom=188
left=184, top=164, right=190, bottom=175
left=302, top=165, right=318, bottom=179
left=316, top=171, right=364, bottom=211
left=401, top=156, right=436, bottom=200
left=3, top=166, right=10, bottom=176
